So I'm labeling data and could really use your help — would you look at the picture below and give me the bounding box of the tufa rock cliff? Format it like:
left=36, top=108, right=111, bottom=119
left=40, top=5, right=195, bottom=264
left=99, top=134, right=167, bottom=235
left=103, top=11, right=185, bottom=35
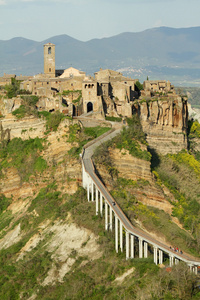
left=133, top=96, right=188, bottom=154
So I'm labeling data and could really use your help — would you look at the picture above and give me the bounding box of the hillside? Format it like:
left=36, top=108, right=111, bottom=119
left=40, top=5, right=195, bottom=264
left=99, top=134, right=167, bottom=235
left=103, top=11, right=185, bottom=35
left=176, top=87, right=200, bottom=108
left=1, top=27, right=200, bottom=85
left=0, top=85, right=200, bottom=298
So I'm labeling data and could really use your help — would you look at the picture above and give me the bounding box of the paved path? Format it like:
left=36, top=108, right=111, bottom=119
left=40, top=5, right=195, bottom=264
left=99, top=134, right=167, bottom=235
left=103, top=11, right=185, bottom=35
left=82, top=127, right=200, bottom=266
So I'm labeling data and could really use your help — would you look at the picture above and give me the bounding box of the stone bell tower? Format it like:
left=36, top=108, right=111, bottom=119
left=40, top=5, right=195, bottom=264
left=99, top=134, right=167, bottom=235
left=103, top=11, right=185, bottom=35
left=44, top=43, right=55, bottom=77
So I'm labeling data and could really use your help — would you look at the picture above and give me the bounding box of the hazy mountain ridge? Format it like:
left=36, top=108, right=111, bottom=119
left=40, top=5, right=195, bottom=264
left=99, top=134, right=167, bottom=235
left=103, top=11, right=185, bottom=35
left=1, top=26, right=200, bottom=85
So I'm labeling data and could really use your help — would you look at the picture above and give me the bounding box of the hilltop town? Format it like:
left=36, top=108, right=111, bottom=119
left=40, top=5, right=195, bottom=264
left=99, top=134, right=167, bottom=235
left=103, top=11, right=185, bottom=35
left=1, top=42, right=200, bottom=299
left=0, top=42, right=188, bottom=155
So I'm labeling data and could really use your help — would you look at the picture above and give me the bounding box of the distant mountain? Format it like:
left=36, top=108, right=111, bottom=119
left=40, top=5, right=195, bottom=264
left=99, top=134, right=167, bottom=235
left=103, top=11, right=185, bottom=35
left=1, top=27, right=200, bottom=86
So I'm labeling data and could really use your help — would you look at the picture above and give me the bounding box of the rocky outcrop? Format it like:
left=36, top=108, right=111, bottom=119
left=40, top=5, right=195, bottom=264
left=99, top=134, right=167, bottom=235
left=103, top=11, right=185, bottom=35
left=0, top=96, right=22, bottom=116
left=95, top=148, right=173, bottom=215
left=134, top=96, right=188, bottom=154
left=109, top=148, right=152, bottom=182
left=0, top=114, right=46, bottom=140
left=0, top=118, right=82, bottom=199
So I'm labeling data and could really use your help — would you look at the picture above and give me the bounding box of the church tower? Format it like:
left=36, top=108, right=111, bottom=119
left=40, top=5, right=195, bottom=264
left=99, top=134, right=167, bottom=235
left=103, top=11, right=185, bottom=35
left=43, top=43, right=55, bottom=77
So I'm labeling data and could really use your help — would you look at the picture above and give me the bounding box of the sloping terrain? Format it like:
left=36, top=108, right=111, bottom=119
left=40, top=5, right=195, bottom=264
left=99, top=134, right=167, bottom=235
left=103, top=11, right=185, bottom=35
left=0, top=97, right=200, bottom=298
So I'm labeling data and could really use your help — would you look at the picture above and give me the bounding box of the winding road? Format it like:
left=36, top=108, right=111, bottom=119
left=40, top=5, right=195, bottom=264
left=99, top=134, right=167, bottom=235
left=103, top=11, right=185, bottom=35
left=82, top=125, right=200, bottom=268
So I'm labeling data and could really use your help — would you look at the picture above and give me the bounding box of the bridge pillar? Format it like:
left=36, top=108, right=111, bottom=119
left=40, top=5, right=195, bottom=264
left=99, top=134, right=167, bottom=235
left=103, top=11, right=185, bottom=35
left=115, top=215, right=118, bottom=253
left=188, top=264, right=193, bottom=272
left=169, top=255, right=174, bottom=267
left=175, top=258, right=179, bottom=265
left=95, top=188, right=98, bottom=215
left=126, top=231, right=129, bottom=260
left=144, top=242, right=148, bottom=258
left=131, top=235, right=134, bottom=259
left=105, top=201, right=108, bottom=230
left=100, top=193, right=103, bottom=216
left=194, top=266, right=198, bottom=275
left=91, top=181, right=94, bottom=202
left=82, top=160, right=88, bottom=189
left=154, top=247, right=158, bottom=265
left=109, top=206, right=112, bottom=231
left=139, top=238, right=143, bottom=258
left=120, top=221, right=123, bottom=252
left=87, top=176, right=90, bottom=201
left=159, top=250, right=163, bottom=265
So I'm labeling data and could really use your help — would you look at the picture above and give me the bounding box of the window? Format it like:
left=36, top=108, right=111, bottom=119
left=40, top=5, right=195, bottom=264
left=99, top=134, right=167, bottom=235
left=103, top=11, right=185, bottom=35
left=49, top=68, right=51, bottom=72
left=48, top=47, right=51, bottom=54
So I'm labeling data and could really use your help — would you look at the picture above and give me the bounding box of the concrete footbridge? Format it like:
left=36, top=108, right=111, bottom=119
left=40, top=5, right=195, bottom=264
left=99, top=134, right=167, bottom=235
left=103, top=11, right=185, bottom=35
left=81, top=127, right=200, bottom=273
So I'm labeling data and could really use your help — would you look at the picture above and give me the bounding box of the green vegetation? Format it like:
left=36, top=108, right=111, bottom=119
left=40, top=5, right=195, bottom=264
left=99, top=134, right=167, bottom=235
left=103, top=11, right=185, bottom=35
left=0, top=137, right=47, bottom=182
left=153, top=152, right=200, bottom=253
left=105, top=116, right=122, bottom=122
left=93, top=116, right=151, bottom=180
left=0, top=184, right=199, bottom=299
left=62, top=89, right=82, bottom=96
left=4, top=78, right=20, bottom=99
left=0, top=194, right=11, bottom=214
left=135, top=80, right=143, bottom=91
left=62, top=90, right=82, bottom=105
left=72, top=93, right=82, bottom=104
left=106, top=115, right=151, bottom=161
left=188, top=119, right=200, bottom=139
left=110, top=177, right=198, bottom=256
left=12, top=95, right=39, bottom=118
left=114, top=128, right=151, bottom=161
left=0, top=91, right=200, bottom=299
left=67, top=124, right=111, bottom=158
left=0, top=194, right=13, bottom=236
left=4, top=78, right=31, bottom=99
left=46, top=111, right=65, bottom=131
left=39, top=110, right=66, bottom=132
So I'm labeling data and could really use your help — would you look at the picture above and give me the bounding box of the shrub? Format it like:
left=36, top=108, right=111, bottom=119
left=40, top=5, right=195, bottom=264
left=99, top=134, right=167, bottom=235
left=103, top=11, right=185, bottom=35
left=67, top=125, right=110, bottom=158
left=4, top=78, right=20, bottom=99
left=46, top=111, right=65, bottom=131
left=135, top=80, right=143, bottom=91
left=0, top=194, right=11, bottom=214
left=12, top=95, right=39, bottom=118
left=12, top=105, right=26, bottom=119
left=113, top=116, right=151, bottom=161
left=0, top=137, right=47, bottom=182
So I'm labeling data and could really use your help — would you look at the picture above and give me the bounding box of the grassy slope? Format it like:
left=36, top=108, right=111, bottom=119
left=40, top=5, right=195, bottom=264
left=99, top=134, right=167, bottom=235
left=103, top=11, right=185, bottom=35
left=93, top=119, right=200, bottom=257
left=0, top=116, right=200, bottom=299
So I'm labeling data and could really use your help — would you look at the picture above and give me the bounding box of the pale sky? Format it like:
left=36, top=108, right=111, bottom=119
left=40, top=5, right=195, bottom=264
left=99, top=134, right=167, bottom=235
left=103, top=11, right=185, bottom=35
left=0, top=0, right=200, bottom=41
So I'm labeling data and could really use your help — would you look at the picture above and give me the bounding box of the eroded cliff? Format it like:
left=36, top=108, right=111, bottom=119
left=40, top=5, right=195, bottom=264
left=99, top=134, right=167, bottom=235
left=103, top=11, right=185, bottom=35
left=133, top=96, right=188, bottom=154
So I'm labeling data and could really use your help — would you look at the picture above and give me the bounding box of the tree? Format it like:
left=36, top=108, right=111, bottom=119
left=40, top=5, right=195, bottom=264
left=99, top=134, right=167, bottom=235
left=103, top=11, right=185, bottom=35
left=135, top=80, right=143, bottom=91
left=5, top=78, right=20, bottom=98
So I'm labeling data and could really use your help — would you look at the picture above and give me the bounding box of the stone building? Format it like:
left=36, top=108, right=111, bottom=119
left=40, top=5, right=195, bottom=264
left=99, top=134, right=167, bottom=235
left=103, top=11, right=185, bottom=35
left=18, top=43, right=186, bottom=126
left=143, top=80, right=175, bottom=95
left=0, top=74, right=31, bottom=86
left=17, top=43, right=139, bottom=117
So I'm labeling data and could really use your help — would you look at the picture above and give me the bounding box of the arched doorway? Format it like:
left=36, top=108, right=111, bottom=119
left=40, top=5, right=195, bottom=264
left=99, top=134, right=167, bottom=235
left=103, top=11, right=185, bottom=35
left=87, top=102, right=93, bottom=113
left=73, top=105, right=76, bottom=116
